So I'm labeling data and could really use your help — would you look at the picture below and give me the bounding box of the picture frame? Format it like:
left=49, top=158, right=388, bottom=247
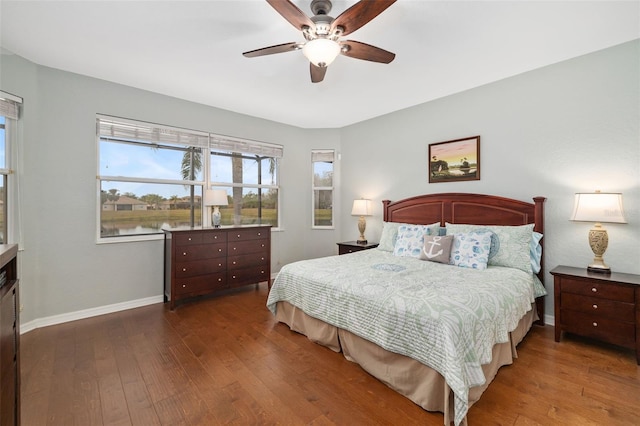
left=428, top=135, right=480, bottom=183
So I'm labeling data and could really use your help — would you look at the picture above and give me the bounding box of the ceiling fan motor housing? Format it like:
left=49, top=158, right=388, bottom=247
left=310, top=0, right=332, bottom=15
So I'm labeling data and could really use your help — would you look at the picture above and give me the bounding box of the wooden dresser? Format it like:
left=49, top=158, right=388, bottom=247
left=164, top=226, right=271, bottom=309
left=551, top=265, right=640, bottom=364
left=0, top=244, right=19, bottom=426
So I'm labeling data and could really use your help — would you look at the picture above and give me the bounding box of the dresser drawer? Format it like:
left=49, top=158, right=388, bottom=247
left=561, top=293, right=635, bottom=323
left=176, top=242, right=227, bottom=261
left=174, top=273, right=226, bottom=297
left=228, top=267, right=269, bottom=287
left=174, top=258, right=226, bottom=278
left=201, top=231, right=227, bottom=244
left=228, top=228, right=269, bottom=242
left=561, top=278, right=634, bottom=302
left=228, top=239, right=270, bottom=256
left=174, top=232, right=203, bottom=245
left=561, top=309, right=635, bottom=348
left=228, top=252, right=269, bottom=271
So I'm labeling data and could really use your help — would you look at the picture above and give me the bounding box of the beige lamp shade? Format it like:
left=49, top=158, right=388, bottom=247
left=351, top=199, right=372, bottom=216
left=570, top=192, right=626, bottom=224
left=204, top=189, right=229, bottom=207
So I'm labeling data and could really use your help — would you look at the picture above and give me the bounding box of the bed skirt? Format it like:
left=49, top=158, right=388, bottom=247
left=274, top=301, right=536, bottom=425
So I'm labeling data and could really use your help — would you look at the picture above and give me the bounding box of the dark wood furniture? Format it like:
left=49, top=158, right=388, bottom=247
left=0, top=244, right=19, bottom=426
left=551, top=265, right=640, bottom=364
left=383, top=193, right=546, bottom=323
left=164, top=226, right=271, bottom=309
left=337, top=241, right=379, bottom=255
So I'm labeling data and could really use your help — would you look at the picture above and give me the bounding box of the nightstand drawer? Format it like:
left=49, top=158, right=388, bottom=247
left=561, top=278, right=634, bottom=302
left=562, top=310, right=635, bottom=348
left=561, top=293, right=635, bottom=322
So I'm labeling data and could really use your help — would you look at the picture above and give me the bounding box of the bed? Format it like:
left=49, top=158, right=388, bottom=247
left=266, top=193, right=546, bottom=425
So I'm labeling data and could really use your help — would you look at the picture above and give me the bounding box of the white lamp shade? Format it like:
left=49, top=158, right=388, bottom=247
left=303, top=38, right=341, bottom=67
left=351, top=199, right=372, bottom=216
left=204, top=189, right=229, bottom=207
left=570, top=192, right=626, bottom=223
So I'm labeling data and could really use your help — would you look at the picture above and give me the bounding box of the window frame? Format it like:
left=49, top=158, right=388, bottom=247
left=311, top=149, right=335, bottom=229
left=96, top=115, right=282, bottom=243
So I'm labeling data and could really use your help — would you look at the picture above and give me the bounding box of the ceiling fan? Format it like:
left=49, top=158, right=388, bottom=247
left=243, top=0, right=397, bottom=83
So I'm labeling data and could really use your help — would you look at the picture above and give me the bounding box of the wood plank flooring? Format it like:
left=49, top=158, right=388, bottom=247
left=20, top=284, right=640, bottom=425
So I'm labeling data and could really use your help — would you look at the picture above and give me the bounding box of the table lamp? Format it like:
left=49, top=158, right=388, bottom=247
left=570, top=191, right=626, bottom=273
left=205, top=189, right=228, bottom=228
left=351, top=199, right=372, bottom=244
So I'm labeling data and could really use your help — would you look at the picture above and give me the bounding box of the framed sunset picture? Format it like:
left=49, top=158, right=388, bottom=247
left=428, top=136, right=480, bottom=183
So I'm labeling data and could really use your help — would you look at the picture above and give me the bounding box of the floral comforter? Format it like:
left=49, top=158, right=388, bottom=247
left=266, top=249, right=546, bottom=425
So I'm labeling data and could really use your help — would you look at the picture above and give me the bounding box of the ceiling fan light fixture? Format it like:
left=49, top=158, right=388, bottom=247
left=302, top=38, right=340, bottom=67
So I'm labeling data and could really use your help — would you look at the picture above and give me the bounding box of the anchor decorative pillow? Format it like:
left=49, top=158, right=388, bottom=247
left=419, top=235, right=454, bottom=264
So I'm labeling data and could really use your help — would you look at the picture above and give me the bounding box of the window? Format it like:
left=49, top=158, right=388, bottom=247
left=97, top=116, right=282, bottom=240
left=0, top=91, right=21, bottom=244
left=312, top=150, right=334, bottom=228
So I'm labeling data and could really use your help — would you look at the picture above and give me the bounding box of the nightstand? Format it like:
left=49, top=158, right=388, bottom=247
left=337, top=241, right=379, bottom=255
left=550, top=265, right=640, bottom=364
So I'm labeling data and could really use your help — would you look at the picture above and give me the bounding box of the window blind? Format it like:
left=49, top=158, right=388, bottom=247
left=97, top=115, right=283, bottom=158
left=312, top=150, right=334, bottom=163
left=0, top=91, right=22, bottom=120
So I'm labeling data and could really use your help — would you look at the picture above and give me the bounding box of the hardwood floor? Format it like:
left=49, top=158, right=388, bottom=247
left=20, top=284, right=640, bottom=425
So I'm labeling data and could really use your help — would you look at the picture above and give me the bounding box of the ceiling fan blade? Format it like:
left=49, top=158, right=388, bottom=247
left=310, top=63, right=327, bottom=83
left=266, top=0, right=315, bottom=31
left=331, top=0, right=397, bottom=36
left=340, top=40, right=395, bottom=63
left=243, top=42, right=301, bottom=58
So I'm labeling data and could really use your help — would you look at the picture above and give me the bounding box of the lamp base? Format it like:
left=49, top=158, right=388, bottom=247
left=356, top=239, right=368, bottom=245
left=587, top=264, right=611, bottom=274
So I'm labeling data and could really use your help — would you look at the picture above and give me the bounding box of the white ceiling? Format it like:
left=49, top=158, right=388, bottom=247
left=1, top=1, right=638, bottom=129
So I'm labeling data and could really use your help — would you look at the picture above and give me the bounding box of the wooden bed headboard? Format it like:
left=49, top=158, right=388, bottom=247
left=383, top=193, right=547, bottom=323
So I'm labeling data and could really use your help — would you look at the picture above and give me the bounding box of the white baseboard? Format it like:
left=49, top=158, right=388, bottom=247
left=20, top=295, right=165, bottom=334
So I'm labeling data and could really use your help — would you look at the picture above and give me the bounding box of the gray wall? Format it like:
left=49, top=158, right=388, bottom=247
left=340, top=40, right=640, bottom=321
left=0, top=53, right=342, bottom=326
left=1, top=40, right=638, bottom=327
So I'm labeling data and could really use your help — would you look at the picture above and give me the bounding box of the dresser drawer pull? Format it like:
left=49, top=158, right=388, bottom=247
left=182, top=252, right=187, bottom=256
left=261, top=257, right=265, bottom=261
left=188, top=237, right=192, bottom=241
left=182, top=268, right=187, bottom=272
left=232, top=275, right=236, bottom=279
left=233, top=261, right=237, bottom=265
left=218, top=263, right=222, bottom=267
left=233, top=247, right=237, bottom=251
left=218, top=248, right=222, bottom=252
left=591, top=287, right=597, bottom=293
left=592, top=304, right=598, bottom=309
left=237, top=234, right=241, bottom=238
left=182, top=284, right=186, bottom=288
left=218, top=278, right=222, bottom=282
left=592, top=322, right=598, bottom=327
left=258, top=232, right=261, bottom=236
left=261, top=244, right=265, bottom=247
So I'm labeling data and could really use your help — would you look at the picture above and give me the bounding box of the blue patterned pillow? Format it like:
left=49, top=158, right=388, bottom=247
left=380, top=222, right=440, bottom=253
left=449, top=231, right=493, bottom=270
left=393, top=224, right=439, bottom=258
left=446, top=223, right=535, bottom=273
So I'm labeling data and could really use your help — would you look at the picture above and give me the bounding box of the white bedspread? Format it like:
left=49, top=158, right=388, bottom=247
left=266, top=249, right=545, bottom=425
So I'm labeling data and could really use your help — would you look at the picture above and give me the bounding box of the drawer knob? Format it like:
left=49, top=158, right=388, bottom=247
left=218, top=278, right=222, bottom=282
left=182, top=268, right=187, bottom=272
left=261, top=257, right=265, bottom=261
left=182, top=252, right=187, bottom=256
left=591, top=287, right=597, bottom=293
left=261, top=244, right=265, bottom=247
left=232, top=275, right=236, bottom=279
left=233, top=247, right=237, bottom=251
left=218, top=248, right=222, bottom=252
left=218, top=263, right=222, bottom=267
left=237, top=234, right=241, bottom=238
left=592, top=322, right=598, bottom=327
left=182, top=284, right=186, bottom=288
left=233, top=261, right=237, bottom=265
left=258, top=232, right=261, bottom=236
left=188, top=237, right=192, bottom=241
left=592, top=304, right=598, bottom=309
